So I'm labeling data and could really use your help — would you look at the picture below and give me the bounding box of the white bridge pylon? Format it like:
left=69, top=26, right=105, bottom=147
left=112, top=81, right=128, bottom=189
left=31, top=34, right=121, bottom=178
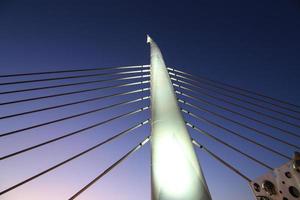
left=147, top=35, right=212, bottom=200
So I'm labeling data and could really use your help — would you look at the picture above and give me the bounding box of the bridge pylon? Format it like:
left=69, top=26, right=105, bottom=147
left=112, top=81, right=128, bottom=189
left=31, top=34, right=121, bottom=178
left=147, top=35, right=212, bottom=200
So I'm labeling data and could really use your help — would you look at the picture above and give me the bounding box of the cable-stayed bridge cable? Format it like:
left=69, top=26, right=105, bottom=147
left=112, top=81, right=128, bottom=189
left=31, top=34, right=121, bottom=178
left=173, top=83, right=300, bottom=138
left=0, top=80, right=149, bottom=106
left=0, top=65, right=149, bottom=78
left=169, top=72, right=300, bottom=120
left=0, top=88, right=149, bottom=121
left=185, top=121, right=273, bottom=170
left=0, top=120, right=150, bottom=196
left=177, top=97, right=300, bottom=150
left=172, top=78, right=300, bottom=130
left=0, top=97, right=150, bottom=160
left=0, top=92, right=150, bottom=138
left=0, top=74, right=150, bottom=95
left=68, top=135, right=151, bottom=200
left=181, top=108, right=290, bottom=159
left=169, top=67, right=300, bottom=112
left=192, top=138, right=251, bottom=182
left=0, top=69, right=150, bottom=86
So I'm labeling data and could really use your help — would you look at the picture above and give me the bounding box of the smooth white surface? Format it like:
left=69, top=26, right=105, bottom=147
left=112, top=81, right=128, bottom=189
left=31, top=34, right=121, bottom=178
left=148, top=35, right=212, bottom=200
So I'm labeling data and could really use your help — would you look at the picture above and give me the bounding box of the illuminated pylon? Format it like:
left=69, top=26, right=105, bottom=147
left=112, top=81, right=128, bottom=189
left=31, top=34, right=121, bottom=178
left=147, top=35, right=212, bottom=200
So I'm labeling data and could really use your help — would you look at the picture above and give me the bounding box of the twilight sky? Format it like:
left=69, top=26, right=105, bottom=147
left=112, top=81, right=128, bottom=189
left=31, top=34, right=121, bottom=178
left=0, top=0, right=300, bottom=200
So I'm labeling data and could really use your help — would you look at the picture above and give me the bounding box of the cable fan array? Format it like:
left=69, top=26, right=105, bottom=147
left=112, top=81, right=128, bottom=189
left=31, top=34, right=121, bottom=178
left=0, top=65, right=151, bottom=199
left=168, top=67, right=300, bottom=184
left=0, top=65, right=299, bottom=199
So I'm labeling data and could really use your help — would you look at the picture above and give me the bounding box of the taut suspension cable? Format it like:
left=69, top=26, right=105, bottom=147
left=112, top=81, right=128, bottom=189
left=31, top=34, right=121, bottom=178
left=0, top=65, right=149, bottom=78
left=0, top=69, right=149, bottom=86
left=192, top=138, right=251, bottom=182
left=0, top=121, right=150, bottom=196
left=169, top=67, right=300, bottom=112
left=0, top=97, right=150, bottom=160
left=0, top=74, right=150, bottom=95
left=68, top=135, right=151, bottom=200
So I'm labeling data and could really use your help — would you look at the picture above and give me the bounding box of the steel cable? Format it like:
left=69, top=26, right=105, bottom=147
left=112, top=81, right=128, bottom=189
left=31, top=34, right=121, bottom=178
left=0, top=88, right=149, bottom=121
left=0, top=80, right=149, bottom=106
left=186, top=121, right=273, bottom=170
left=192, top=138, right=251, bottom=182
left=172, top=83, right=300, bottom=138
left=0, top=74, right=150, bottom=95
left=0, top=89, right=150, bottom=138
left=0, top=65, right=149, bottom=78
left=0, top=120, right=150, bottom=196
left=181, top=108, right=289, bottom=159
left=177, top=96, right=300, bottom=150
left=169, top=72, right=300, bottom=121
left=172, top=79, right=300, bottom=130
left=169, top=67, right=300, bottom=112
left=68, top=135, right=151, bottom=200
left=0, top=97, right=150, bottom=160
left=0, top=69, right=150, bottom=86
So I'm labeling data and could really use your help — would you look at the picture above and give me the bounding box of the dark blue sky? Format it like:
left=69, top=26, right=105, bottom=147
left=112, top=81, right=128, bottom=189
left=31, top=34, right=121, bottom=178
left=1, top=0, right=300, bottom=104
left=0, top=1, right=300, bottom=199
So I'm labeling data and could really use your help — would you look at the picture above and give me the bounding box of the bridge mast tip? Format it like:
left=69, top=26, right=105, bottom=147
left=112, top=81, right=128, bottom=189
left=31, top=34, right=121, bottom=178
left=146, top=34, right=152, bottom=44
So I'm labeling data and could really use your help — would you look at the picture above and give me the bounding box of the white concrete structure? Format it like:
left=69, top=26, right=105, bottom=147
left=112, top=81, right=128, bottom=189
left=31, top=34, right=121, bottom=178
left=147, top=35, right=212, bottom=200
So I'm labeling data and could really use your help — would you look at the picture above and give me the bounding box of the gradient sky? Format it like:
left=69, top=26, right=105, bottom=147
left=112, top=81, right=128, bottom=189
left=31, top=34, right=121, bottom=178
left=0, top=0, right=300, bottom=200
